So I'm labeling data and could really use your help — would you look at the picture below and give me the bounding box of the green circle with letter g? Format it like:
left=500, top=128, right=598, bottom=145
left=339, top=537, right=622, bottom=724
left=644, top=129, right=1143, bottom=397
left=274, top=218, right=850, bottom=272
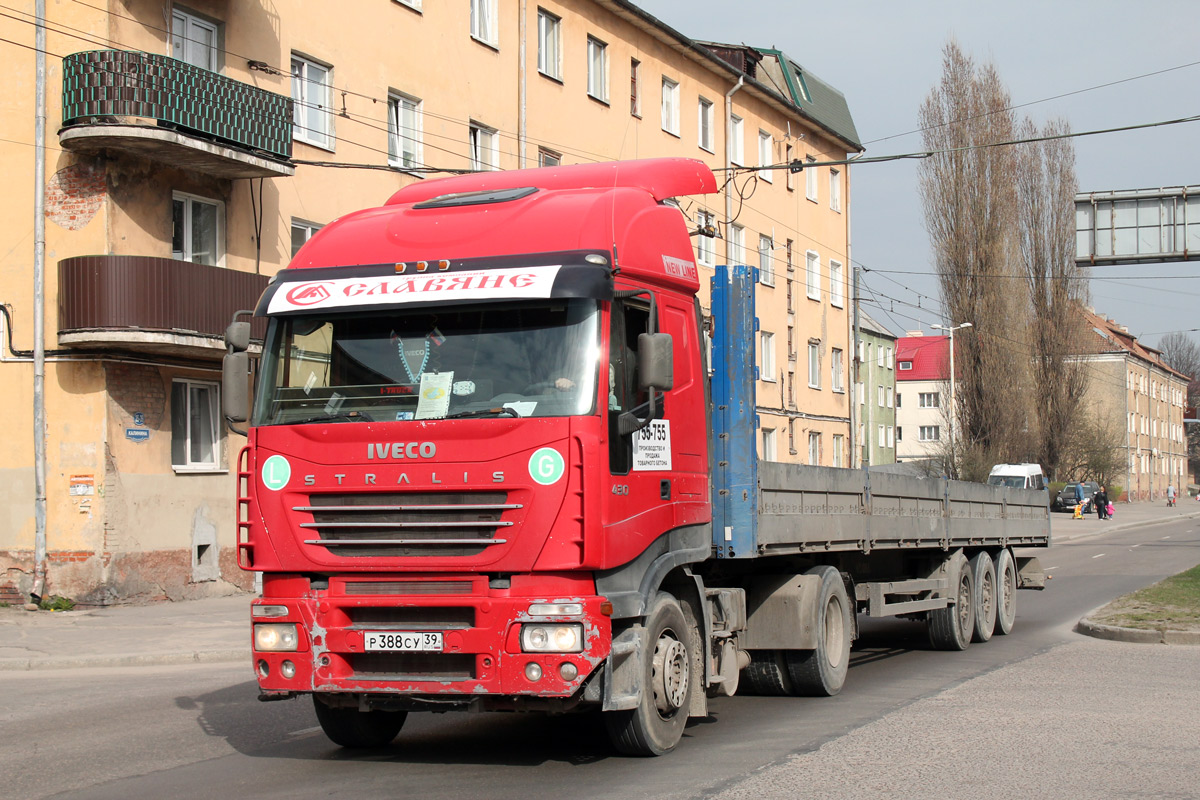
left=261, top=455, right=291, bottom=491
left=529, top=447, right=565, bottom=485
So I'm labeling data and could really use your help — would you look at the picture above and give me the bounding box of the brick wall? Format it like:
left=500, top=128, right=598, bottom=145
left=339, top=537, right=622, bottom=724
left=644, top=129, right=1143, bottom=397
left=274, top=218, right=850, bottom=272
left=45, top=161, right=106, bottom=232
left=105, top=362, right=166, bottom=427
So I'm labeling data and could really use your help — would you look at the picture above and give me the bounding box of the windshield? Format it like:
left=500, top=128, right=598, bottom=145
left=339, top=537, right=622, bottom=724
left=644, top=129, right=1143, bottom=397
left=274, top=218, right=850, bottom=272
left=986, top=475, right=1027, bottom=489
left=253, top=299, right=600, bottom=425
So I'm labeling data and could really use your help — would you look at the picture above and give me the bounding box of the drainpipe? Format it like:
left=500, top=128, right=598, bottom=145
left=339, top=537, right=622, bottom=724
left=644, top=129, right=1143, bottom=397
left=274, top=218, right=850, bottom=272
left=518, top=0, right=527, bottom=168
left=32, top=0, right=48, bottom=602
left=723, top=77, right=743, bottom=265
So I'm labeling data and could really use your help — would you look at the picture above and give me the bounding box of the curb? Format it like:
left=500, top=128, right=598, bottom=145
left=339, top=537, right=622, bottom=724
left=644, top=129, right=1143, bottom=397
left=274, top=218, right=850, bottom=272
left=1076, top=617, right=1200, bottom=646
left=1053, top=509, right=1200, bottom=543
left=0, top=648, right=249, bottom=672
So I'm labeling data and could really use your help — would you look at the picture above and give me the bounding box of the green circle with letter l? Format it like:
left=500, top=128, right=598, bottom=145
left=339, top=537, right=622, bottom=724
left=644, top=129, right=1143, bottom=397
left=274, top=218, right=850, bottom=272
left=261, top=455, right=291, bottom=491
left=529, top=447, right=565, bottom=485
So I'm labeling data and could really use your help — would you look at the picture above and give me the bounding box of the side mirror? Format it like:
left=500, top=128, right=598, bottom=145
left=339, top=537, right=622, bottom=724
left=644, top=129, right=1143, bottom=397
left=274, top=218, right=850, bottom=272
left=223, top=351, right=249, bottom=423
left=637, top=332, right=674, bottom=392
left=225, top=320, right=251, bottom=353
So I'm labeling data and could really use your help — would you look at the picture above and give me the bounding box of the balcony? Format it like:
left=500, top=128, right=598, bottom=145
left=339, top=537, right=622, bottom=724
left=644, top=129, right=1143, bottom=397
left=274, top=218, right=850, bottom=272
left=59, top=50, right=294, bottom=180
left=58, top=256, right=269, bottom=359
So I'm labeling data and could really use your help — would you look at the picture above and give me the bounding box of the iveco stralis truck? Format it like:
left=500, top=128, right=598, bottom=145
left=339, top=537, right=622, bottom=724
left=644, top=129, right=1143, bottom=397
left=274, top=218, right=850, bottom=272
left=222, top=158, right=1049, bottom=756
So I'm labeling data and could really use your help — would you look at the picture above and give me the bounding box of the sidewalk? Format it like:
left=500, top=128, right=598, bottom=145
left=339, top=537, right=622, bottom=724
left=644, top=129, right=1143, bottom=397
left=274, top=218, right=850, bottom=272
left=2, top=502, right=1197, bottom=672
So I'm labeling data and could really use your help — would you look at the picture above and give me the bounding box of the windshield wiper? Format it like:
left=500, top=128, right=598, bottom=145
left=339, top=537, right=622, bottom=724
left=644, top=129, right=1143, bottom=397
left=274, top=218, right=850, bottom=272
left=443, top=406, right=522, bottom=420
left=284, top=410, right=374, bottom=425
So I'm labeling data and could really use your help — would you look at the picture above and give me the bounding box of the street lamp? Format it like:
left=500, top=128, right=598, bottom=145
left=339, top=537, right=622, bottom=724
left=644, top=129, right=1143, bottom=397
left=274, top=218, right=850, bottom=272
left=931, top=322, right=973, bottom=475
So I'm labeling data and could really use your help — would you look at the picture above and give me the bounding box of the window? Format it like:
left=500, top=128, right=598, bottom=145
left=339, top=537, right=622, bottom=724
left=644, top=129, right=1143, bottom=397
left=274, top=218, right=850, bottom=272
left=785, top=239, right=794, bottom=272
left=806, top=250, right=820, bottom=300
left=886, top=347, right=894, bottom=369
left=919, top=392, right=939, bottom=408
left=762, top=427, right=777, bottom=461
left=878, top=424, right=885, bottom=447
left=291, top=219, right=322, bottom=259
left=630, top=58, right=641, bottom=116
left=660, top=77, right=680, bottom=135
left=899, top=361, right=912, bottom=371
left=728, top=223, right=744, bottom=266
left=387, top=92, right=422, bottom=169
left=760, top=331, right=776, bottom=382
left=829, top=259, right=844, bottom=308
left=877, top=385, right=885, bottom=407
left=887, top=426, right=895, bottom=448
left=832, top=434, right=844, bottom=468
left=469, top=122, right=498, bottom=171
left=537, top=9, right=561, bottom=79
left=785, top=143, right=794, bottom=191
left=698, top=97, right=714, bottom=152
left=895, top=392, right=901, bottom=408
left=831, top=348, right=844, bottom=392
left=538, top=148, right=561, bottom=167
left=729, top=115, right=744, bottom=165
left=470, top=0, right=497, bottom=45
left=805, top=155, right=817, bottom=201
left=696, top=210, right=715, bottom=265
left=808, top=432, right=820, bottom=465
left=172, top=192, right=223, bottom=266
left=787, top=326, right=794, bottom=361
left=587, top=36, right=608, bottom=102
left=886, top=387, right=894, bottom=408
left=856, top=382, right=864, bottom=405
left=896, top=426, right=902, bottom=441
left=808, top=343, right=820, bottom=389
left=758, top=235, right=775, bottom=286
left=172, top=379, right=220, bottom=470
left=171, top=8, right=219, bottom=71
left=758, top=130, right=773, bottom=182
left=830, top=168, right=841, bottom=212
left=291, top=54, right=332, bottom=148
left=919, top=425, right=940, bottom=442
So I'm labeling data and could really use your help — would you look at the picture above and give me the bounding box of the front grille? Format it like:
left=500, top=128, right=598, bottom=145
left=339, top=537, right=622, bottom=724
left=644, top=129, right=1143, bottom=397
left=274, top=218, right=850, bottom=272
left=347, top=606, right=475, bottom=629
left=297, top=492, right=519, bottom=557
left=344, top=580, right=473, bottom=595
left=350, top=652, right=476, bottom=679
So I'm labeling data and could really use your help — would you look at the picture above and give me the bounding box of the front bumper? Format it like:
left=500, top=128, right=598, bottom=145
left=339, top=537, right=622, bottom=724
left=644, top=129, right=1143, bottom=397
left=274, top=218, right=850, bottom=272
left=251, top=575, right=611, bottom=701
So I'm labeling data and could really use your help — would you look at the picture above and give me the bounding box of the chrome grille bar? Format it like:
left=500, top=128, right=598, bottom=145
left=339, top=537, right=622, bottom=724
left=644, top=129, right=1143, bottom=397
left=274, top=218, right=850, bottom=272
left=304, top=538, right=508, bottom=546
left=294, top=503, right=522, bottom=513
left=300, top=520, right=513, bottom=529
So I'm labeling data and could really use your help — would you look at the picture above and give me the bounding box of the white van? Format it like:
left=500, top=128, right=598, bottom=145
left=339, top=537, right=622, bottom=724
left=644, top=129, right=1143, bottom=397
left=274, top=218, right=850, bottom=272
left=986, top=463, right=1046, bottom=491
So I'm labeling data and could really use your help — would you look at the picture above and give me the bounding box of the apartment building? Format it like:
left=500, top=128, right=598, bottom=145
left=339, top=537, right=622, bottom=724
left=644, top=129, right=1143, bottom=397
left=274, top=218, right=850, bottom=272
left=1, top=0, right=860, bottom=602
left=855, top=310, right=896, bottom=466
left=894, top=333, right=949, bottom=463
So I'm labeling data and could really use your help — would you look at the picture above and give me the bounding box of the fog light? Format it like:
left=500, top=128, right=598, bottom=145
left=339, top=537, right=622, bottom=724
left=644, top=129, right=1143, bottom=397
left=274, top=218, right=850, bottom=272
left=254, top=623, right=299, bottom=652
left=525, top=662, right=543, bottom=682
left=280, top=660, right=296, bottom=679
left=559, top=662, right=578, bottom=681
left=257, top=659, right=269, bottom=678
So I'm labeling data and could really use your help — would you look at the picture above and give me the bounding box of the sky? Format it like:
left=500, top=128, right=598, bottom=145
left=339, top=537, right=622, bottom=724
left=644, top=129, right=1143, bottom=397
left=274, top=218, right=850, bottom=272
left=634, top=0, right=1200, bottom=352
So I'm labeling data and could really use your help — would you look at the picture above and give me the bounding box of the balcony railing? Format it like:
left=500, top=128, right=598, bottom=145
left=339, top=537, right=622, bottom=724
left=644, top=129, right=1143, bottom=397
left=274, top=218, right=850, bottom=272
left=60, top=50, right=293, bottom=177
left=59, top=256, right=268, bottom=356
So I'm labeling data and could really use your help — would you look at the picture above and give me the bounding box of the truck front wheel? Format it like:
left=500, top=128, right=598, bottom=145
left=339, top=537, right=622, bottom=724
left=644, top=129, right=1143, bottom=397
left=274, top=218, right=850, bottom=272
left=605, top=592, right=695, bottom=756
left=312, top=696, right=407, bottom=748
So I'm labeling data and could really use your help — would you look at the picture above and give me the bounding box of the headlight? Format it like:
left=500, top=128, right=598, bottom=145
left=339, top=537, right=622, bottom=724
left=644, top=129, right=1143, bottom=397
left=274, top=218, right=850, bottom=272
left=528, top=603, right=583, bottom=616
left=254, top=623, right=299, bottom=652
left=252, top=605, right=289, bottom=618
left=521, top=623, right=583, bottom=653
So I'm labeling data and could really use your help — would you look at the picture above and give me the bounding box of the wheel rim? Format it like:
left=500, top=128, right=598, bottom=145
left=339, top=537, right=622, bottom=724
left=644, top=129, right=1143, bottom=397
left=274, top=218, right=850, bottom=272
left=1000, top=561, right=1015, bottom=618
left=652, top=632, right=689, bottom=715
left=824, top=595, right=846, bottom=668
left=957, top=573, right=972, bottom=635
left=980, top=570, right=995, bottom=619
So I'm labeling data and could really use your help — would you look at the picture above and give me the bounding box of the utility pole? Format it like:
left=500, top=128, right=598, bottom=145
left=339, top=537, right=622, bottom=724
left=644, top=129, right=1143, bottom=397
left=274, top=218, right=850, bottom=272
left=932, top=322, right=972, bottom=477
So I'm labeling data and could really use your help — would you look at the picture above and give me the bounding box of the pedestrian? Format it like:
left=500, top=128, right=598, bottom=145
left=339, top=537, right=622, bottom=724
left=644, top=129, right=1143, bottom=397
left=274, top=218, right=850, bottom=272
left=1095, top=486, right=1109, bottom=520
left=1073, top=481, right=1085, bottom=516
left=1167, top=484, right=1176, bottom=507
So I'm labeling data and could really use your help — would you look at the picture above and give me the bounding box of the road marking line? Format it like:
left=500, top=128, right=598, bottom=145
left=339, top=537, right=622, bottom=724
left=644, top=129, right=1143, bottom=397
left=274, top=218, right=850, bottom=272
left=1160, top=535, right=1171, bottom=540
left=1130, top=544, right=1140, bottom=549
left=288, top=726, right=322, bottom=737
left=1092, top=553, right=1106, bottom=559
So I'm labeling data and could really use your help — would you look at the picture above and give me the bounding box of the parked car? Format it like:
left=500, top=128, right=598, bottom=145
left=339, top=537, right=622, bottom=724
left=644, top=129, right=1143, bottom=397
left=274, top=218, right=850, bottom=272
left=1054, top=481, right=1100, bottom=513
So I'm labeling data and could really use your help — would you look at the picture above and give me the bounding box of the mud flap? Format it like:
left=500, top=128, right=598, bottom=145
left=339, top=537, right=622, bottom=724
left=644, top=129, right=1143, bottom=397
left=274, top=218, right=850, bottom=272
left=601, top=626, right=643, bottom=711
left=1016, top=556, right=1046, bottom=589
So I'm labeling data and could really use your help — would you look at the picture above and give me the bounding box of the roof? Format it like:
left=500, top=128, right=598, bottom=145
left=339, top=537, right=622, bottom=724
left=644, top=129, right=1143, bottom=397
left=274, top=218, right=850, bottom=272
left=895, top=335, right=949, bottom=382
left=1075, top=307, right=1192, bottom=382
left=752, top=49, right=861, bottom=148
left=858, top=309, right=895, bottom=340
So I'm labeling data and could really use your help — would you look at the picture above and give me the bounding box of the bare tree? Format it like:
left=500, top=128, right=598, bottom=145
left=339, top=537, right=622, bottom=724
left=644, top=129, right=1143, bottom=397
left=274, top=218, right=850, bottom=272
left=1157, top=331, right=1200, bottom=477
left=917, top=42, right=1030, bottom=476
left=1015, top=117, right=1089, bottom=480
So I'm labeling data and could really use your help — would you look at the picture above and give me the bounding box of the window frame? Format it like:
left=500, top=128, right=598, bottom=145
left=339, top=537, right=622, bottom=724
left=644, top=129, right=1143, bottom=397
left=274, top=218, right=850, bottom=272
left=697, top=96, right=714, bottom=152
left=386, top=91, right=423, bottom=170
left=587, top=36, right=608, bottom=103
left=290, top=218, right=322, bottom=259
left=758, top=130, right=773, bottom=182
left=660, top=76, right=680, bottom=136
left=171, top=190, right=225, bottom=267
left=762, top=427, right=777, bottom=461
left=171, top=378, right=222, bottom=472
left=830, top=167, right=842, bottom=212
left=696, top=210, right=715, bottom=266
left=470, top=0, right=498, bottom=47
left=468, top=121, right=499, bottom=171
left=729, top=114, right=744, bottom=166
left=808, top=431, right=820, bottom=465
left=538, top=147, right=561, bottom=167
left=805, top=249, right=820, bottom=300
left=536, top=8, right=561, bottom=80
left=831, top=347, right=844, bottom=393
left=919, top=425, right=941, bottom=442
left=805, top=155, right=818, bottom=202
left=758, top=234, right=775, bottom=287
left=807, top=342, right=821, bottom=389
left=760, top=330, right=776, bottom=382
left=630, top=58, right=641, bottom=117
left=291, top=53, right=334, bottom=150
left=829, top=259, right=844, bottom=308
left=171, top=7, right=220, bottom=72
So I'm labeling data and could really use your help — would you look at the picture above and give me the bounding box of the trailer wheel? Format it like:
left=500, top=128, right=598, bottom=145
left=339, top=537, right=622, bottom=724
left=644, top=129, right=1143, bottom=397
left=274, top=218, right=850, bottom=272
left=927, top=552, right=975, bottom=651
left=604, top=591, right=694, bottom=756
left=993, top=548, right=1018, bottom=635
left=739, top=649, right=793, bottom=696
left=968, top=551, right=997, bottom=643
left=312, top=696, right=406, bottom=748
left=784, top=565, right=852, bottom=696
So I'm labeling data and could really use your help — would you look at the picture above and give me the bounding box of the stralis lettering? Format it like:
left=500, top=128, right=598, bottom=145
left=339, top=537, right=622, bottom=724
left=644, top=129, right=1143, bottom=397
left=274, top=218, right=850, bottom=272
left=304, top=471, right=506, bottom=486
left=368, top=442, right=437, bottom=459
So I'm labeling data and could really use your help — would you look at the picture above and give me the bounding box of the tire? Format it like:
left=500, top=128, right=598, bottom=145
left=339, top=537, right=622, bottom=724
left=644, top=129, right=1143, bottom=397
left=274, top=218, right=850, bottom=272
left=604, top=592, right=696, bottom=756
left=968, top=551, right=997, bottom=643
left=312, top=696, right=406, bottom=748
left=739, top=649, right=793, bottom=696
left=993, top=548, right=1018, bottom=636
left=927, top=552, right=975, bottom=651
left=784, top=565, right=852, bottom=696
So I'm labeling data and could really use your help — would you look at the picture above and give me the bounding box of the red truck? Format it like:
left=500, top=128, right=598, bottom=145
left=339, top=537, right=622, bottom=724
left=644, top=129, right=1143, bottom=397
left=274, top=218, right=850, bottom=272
left=223, top=158, right=1048, bottom=755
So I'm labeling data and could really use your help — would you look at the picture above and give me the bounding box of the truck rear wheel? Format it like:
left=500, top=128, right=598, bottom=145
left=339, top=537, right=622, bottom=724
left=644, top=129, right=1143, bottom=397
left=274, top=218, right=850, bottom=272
left=312, top=696, right=407, bottom=748
left=739, top=649, right=792, bottom=696
left=969, top=551, right=997, bottom=643
left=604, top=591, right=695, bottom=756
left=993, top=548, right=1018, bottom=635
left=927, top=552, right=975, bottom=651
left=784, top=565, right=851, bottom=696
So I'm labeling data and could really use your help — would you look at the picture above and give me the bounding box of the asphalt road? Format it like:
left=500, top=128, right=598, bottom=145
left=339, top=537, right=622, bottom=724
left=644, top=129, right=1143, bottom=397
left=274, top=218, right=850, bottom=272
left=6, top=517, right=1198, bottom=800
